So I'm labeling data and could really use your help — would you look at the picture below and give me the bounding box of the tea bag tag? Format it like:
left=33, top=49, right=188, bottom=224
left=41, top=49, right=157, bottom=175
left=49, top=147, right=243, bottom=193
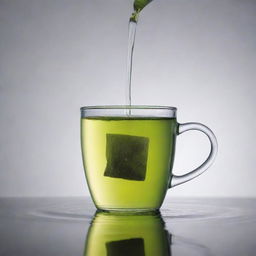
left=104, top=134, right=149, bottom=181
left=106, top=238, right=145, bottom=256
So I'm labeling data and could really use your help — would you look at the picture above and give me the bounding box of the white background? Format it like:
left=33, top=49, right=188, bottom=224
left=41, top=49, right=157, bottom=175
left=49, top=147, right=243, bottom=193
left=0, top=0, right=255, bottom=197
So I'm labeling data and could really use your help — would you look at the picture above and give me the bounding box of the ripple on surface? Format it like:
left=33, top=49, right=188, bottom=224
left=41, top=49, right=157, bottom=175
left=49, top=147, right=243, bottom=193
left=28, top=198, right=254, bottom=224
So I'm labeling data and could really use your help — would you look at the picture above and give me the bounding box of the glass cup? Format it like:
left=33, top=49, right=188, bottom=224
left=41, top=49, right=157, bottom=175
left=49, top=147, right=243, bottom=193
left=80, top=106, right=217, bottom=212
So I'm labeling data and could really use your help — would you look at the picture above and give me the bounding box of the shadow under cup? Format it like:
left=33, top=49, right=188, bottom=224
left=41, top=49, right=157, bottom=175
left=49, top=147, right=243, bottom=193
left=80, top=106, right=217, bottom=212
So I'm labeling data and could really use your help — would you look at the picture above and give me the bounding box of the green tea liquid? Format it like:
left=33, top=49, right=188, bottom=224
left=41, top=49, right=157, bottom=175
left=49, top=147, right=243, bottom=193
left=81, top=117, right=177, bottom=210
left=126, top=0, right=153, bottom=106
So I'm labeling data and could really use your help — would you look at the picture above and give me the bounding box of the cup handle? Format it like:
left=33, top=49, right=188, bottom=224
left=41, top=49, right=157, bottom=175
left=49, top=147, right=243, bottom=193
left=169, top=122, right=218, bottom=188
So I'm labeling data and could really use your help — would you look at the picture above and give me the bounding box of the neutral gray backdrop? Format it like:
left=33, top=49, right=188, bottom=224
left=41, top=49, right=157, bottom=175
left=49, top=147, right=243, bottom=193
left=0, top=0, right=255, bottom=197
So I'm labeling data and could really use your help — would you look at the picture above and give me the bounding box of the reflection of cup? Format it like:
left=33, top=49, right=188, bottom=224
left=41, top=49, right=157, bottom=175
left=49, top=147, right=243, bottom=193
left=81, top=106, right=217, bottom=211
left=84, top=212, right=171, bottom=256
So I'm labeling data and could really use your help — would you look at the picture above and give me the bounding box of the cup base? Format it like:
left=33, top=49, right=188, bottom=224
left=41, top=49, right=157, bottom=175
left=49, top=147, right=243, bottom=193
left=96, top=207, right=160, bottom=214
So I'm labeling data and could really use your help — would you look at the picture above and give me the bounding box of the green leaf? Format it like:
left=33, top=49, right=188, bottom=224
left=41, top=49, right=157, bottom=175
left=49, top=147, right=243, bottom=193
left=130, top=0, right=153, bottom=22
left=133, top=0, right=153, bottom=12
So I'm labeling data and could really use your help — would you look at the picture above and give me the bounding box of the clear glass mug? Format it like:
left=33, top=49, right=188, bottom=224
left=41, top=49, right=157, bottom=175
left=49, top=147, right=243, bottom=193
left=80, top=106, right=217, bottom=212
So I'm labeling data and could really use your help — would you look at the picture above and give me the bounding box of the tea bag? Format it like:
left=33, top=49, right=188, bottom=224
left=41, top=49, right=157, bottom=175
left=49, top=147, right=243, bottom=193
left=106, top=238, right=145, bottom=256
left=104, top=134, right=149, bottom=181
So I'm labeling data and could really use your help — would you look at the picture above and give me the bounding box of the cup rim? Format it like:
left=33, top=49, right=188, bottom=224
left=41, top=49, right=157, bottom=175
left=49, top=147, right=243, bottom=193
left=80, top=105, right=177, bottom=111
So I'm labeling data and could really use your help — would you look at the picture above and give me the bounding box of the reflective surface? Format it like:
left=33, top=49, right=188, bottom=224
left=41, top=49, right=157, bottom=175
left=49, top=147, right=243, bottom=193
left=0, top=197, right=256, bottom=255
